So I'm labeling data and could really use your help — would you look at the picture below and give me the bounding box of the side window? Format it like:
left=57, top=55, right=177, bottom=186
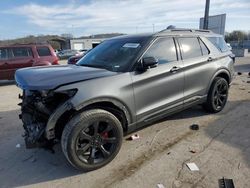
left=0, top=48, right=8, bottom=60
left=179, top=37, right=202, bottom=59
left=12, top=47, right=33, bottom=58
left=144, top=37, right=177, bottom=64
left=37, top=47, right=51, bottom=56
left=199, top=38, right=209, bottom=55
left=207, top=37, right=229, bottom=52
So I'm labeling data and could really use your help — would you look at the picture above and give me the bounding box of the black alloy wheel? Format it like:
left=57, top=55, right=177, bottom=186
left=61, top=109, right=123, bottom=171
left=203, top=77, right=229, bottom=113
left=75, top=120, right=119, bottom=165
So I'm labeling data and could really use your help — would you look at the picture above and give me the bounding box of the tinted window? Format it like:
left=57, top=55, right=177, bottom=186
left=0, top=48, right=8, bottom=60
left=207, top=37, right=229, bottom=52
left=37, top=47, right=51, bottom=56
left=179, top=37, right=202, bottom=59
left=144, top=37, right=177, bottom=64
left=199, top=39, right=209, bottom=55
left=12, top=47, right=33, bottom=58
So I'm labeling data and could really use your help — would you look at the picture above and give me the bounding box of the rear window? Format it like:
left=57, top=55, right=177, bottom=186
left=37, top=47, right=51, bottom=56
left=179, top=37, right=202, bottom=59
left=207, top=37, right=229, bottom=52
left=199, top=38, right=209, bottom=55
left=12, top=47, right=33, bottom=58
left=0, top=48, right=8, bottom=60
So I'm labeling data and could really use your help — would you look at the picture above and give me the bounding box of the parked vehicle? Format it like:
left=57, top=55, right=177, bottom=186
left=68, top=49, right=91, bottom=64
left=15, top=28, right=234, bottom=171
left=0, top=44, right=58, bottom=80
left=57, top=49, right=80, bottom=59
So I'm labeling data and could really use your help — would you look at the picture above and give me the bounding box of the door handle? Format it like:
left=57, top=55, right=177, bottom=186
left=207, top=57, right=213, bottom=62
left=170, top=66, right=180, bottom=73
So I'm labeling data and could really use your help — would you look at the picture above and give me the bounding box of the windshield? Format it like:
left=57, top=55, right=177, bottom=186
left=77, top=37, right=149, bottom=72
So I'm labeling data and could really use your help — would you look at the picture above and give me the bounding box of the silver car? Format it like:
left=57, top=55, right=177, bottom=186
left=15, top=28, right=234, bottom=171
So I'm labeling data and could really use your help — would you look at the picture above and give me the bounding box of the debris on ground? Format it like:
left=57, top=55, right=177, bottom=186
left=239, top=87, right=246, bottom=90
left=218, top=177, right=235, bottom=188
left=237, top=72, right=242, bottom=75
left=167, top=152, right=171, bottom=155
left=190, top=124, right=199, bottom=130
left=156, top=183, right=165, bottom=188
left=127, top=134, right=140, bottom=140
left=186, top=162, right=199, bottom=171
left=16, top=144, right=21, bottom=148
left=189, top=150, right=196, bottom=154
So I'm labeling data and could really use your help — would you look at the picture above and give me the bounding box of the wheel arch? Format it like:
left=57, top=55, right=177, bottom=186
left=46, top=97, right=132, bottom=140
left=206, top=69, right=231, bottom=93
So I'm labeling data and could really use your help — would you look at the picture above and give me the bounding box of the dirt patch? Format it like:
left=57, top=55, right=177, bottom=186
left=95, top=131, right=193, bottom=188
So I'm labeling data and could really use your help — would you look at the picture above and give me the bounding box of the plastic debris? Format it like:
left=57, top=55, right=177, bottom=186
left=129, top=134, right=140, bottom=140
left=218, top=177, right=235, bottom=188
left=157, top=183, right=165, bottom=188
left=16, top=144, right=21, bottom=148
left=189, top=150, right=196, bottom=154
left=237, top=72, right=242, bottom=75
left=190, top=124, right=199, bottom=130
left=186, top=162, right=199, bottom=171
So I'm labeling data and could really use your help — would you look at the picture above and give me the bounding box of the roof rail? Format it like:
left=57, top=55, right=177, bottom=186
left=158, top=28, right=212, bottom=34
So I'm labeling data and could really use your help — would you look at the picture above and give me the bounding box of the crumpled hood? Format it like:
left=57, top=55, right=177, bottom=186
left=15, top=65, right=118, bottom=90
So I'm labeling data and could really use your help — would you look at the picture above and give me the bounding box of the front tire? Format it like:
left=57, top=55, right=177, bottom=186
left=203, top=77, right=229, bottom=113
left=61, top=109, right=123, bottom=171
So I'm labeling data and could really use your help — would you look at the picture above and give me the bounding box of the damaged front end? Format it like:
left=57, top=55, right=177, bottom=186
left=19, top=89, right=76, bottom=149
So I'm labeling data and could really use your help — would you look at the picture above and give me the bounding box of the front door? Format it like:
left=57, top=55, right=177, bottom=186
left=131, top=37, right=184, bottom=123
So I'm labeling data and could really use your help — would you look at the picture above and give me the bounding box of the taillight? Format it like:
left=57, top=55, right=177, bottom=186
left=53, top=59, right=59, bottom=65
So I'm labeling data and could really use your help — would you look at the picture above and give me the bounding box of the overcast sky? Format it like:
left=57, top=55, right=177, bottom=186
left=0, top=0, right=250, bottom=39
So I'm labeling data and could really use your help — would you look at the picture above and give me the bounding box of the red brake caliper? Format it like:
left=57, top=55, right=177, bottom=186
left=101, top=132, right=109, bottom=139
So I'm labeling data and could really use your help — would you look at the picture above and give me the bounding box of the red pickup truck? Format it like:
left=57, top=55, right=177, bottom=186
left=0, top=44, right=59, bottom=80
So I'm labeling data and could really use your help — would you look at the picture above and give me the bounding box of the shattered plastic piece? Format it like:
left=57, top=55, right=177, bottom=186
left=190, top=124, right=199, bottom=130
left=189, top=150, right=196, bottom=154
left=16, top=144, right=21, bottom=148
left=157, top=183, right=165, bottom=188
left=218, top=177, right=235, bottom=188
left=186, top=162, right=199, bottom=171
left=129, top=134, right=140, bottom=140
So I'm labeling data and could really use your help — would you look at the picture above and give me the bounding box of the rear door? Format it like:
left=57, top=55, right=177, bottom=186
left=177, top=37, right=214, bottom=104
left=7, top=47, right=34, bottom=79
left=131, top=37, right=184, bottom=123
left=36, top=46, right=53, bottom=64
left=0, top=48, right=9, bottom=79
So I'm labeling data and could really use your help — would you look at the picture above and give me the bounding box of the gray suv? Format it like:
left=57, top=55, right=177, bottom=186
left=15, top=28, right=234, bottom=171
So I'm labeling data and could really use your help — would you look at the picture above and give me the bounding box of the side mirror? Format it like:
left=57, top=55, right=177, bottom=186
left=142, top=57, right=158, bottom=69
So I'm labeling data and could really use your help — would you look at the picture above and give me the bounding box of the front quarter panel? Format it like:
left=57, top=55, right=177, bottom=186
left=55, top=72, right=136, bottom=123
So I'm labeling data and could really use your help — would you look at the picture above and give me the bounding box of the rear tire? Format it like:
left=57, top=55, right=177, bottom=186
left=203, top=77, right=229, bottom=113
left=61, top=109, right=123, bottom=171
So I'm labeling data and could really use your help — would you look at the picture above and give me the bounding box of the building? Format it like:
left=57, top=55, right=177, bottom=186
left=70, top=38, right=108, bottom=50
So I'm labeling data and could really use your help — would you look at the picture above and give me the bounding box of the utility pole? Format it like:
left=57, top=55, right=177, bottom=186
left=203, top=0, right=210, bottom=29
